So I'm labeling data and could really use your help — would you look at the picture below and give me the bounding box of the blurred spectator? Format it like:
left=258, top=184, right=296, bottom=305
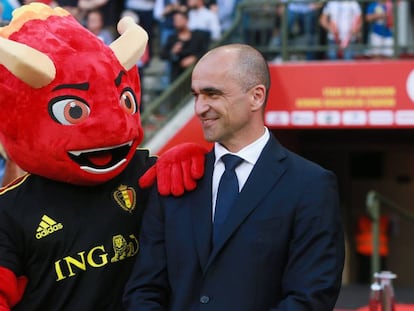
left=365, top=0, right=394, bottom=58
left=0, top=144, right=25, bottom=187
left=355, top=214, right=391, bottom=283
left=1, top=0, right=20, bottom=24
left=78, top=0, right=107, bottom=12
left=0, top=146, right=6, bottom=185
left=153, top=0, right=187, bottom=48
left=203, top=0, right=215, bottom=9
left=121, top=9, right=150, bottom=112
left=0, top=158, right=25, bottom=187
left=160, top=9, right=209, bottom=82
left=159, top=9, right=209, bottom=113
left=187, top=0, right=221, bottom=41
left=85, top=8, right=114, bottom=45
left=153, top=0, right=187, bottom=90
left=56, top=0, right=80, bottom=21
left=319, top=0, right=362, bottom=60
left=242, top=1, right=278, bottom=50
left=21, top=0, right=56, bottom=3
left=215, top=0, right=238, bottom=33
left=279, top=0, right=323, bottom=60
left=124, top=0, right=155, bottom=59
left=78, top=0, right=120, bottom=31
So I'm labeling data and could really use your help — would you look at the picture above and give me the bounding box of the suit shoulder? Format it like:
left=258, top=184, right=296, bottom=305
left=283, top=147, right=335, bottom=178
left=132, top=148, right=157, bottom=167
left=118, top=148, right=158, bottom=183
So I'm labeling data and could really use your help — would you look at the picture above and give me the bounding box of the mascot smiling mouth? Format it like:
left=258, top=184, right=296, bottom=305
left=68, top=141, right=132, bottom=174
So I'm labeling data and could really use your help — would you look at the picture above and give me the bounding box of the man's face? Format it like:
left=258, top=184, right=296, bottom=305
left=187, top=0, right=199, bottom=9
left=191, top=54, right=254, bottom=150
left=173, top=13, right=188, bottom=30
left=87, top=11, right=103, bottom=33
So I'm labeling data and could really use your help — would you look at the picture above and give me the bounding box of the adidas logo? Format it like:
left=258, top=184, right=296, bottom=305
left=35, top=215, right=63, bottom=240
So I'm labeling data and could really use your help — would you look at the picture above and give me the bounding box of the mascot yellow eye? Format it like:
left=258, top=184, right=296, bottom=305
left=120, top=89, right=137, bottom=115
left=49, top=97, right=91, bottom=125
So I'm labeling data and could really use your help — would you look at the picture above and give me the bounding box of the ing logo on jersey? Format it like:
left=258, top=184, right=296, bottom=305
left=111, top=234, right=139, bottom=262
left=36, top=215, right=63, bottom=239
left=113, top=184, right=136, bottom=212
left=54, top=233, right=139, bottom=281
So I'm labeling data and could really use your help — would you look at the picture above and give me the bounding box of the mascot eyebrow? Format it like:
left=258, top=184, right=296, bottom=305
left=53, top=83, right=90, bottom=91
left=51, top=72, right=125, bottom=91
left=115, top=71, right=127, bottom=86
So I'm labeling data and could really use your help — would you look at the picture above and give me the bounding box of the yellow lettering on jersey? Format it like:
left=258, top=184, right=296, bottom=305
left=55, top=260, right=66, bottom=281
left=66, top=251, right=87, bottom=277
left=87, top=245, right=109, bottom=267
left=54, top=250, right=90, bottom=281
left=54, top=234, right=139, bottom=282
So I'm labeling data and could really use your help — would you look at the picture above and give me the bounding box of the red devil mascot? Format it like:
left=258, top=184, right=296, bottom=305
left=0, top=3, right=206, bottom=310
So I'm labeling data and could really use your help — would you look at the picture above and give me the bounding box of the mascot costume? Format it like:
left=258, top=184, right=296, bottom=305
left=0, top=3, right=206, bottom=310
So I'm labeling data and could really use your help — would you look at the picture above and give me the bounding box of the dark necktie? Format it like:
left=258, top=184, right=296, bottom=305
left=213, top=154, right=243, bottom=244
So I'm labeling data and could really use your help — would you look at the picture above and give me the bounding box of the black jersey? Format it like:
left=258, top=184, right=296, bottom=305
left=0, top=150, right=156, bottom=311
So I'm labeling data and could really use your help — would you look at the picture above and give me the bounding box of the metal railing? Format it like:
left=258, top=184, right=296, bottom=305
left=231, top=0, right=414, bottom=60
left=365, top=190, right=414, bottom=281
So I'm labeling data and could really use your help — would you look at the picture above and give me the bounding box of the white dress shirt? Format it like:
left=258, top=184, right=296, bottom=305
left=212, top=127, right=270, bottom=218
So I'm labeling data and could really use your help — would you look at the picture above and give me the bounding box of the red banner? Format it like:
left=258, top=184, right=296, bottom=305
left=265, top=60, right=414, bottom=128
left=154, top=60, right=414, bottom=154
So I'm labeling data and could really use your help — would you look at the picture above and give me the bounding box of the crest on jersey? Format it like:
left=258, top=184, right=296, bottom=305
left=113, top=185, right=136, bottom=212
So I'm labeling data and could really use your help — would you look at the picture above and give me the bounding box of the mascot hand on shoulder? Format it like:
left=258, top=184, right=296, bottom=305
left=0, top=3, right=206, bottom=310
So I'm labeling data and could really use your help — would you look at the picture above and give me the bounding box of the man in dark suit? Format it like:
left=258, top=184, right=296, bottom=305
left=123, top=43, right=345, bottom=311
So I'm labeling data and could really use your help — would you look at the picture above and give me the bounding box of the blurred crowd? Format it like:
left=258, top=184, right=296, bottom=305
left=1, top=0, right=414, bottom=111
left=243, top=0, right=414, bottom=62
left=0, top=0, right=238, bottom=64
left=2, top=0, right=413, bottom=75
left=0, top=0, right=242, bottom=109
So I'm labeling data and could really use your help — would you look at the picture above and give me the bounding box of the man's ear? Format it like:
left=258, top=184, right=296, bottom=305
left=250, top=84, right=266, bottom=112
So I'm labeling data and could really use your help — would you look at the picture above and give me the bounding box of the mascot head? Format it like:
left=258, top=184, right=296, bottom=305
left=0, top=3, right=148, bottom=185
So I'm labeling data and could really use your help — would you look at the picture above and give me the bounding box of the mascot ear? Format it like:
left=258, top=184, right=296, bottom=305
left=0, top=37, right=55, bottom=88
left=109, top=16, right=148, bottom=71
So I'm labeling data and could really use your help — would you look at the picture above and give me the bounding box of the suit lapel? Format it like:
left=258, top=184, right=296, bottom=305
left=207, top=137, right=288, bottom=267
left=191, top=151, right=215, bottom=271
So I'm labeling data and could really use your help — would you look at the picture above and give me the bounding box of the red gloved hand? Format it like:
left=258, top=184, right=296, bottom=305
left=0, top=266, right=28, bottom=310
left=139, top=143, right=208, bottom=196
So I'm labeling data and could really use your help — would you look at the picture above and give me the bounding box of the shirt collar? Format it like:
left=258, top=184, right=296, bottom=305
left=214, top=127, right=270, bottom=166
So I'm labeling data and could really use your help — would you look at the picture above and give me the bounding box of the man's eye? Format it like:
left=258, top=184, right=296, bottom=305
left=207, top=93, right=220, bottom=99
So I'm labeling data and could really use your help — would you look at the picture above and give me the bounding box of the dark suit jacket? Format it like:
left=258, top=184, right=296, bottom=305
left=123, top=135, right=345, bottom=311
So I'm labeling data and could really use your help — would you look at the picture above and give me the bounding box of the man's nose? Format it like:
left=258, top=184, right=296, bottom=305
left=194, top=98, right=209, bottom=116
